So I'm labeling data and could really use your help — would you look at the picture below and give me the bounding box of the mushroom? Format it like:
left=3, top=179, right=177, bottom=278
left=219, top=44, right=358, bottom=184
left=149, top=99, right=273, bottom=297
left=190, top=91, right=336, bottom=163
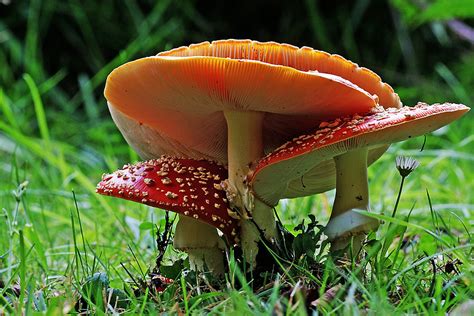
left=103, top=39, right=401, bottom=266
left=249, top=102, right=470, bottom=250
left=96, top=156, right=238, bottom=273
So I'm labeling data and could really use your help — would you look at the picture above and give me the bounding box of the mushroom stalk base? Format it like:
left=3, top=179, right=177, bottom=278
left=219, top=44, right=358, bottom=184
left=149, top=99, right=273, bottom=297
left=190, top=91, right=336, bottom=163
left=174, top=215, right=225, bottom=275
left=325, top=148, right=379, bottom=251
left=224, top=110, right=277, bottom=265
left=239, top=199, right=275, bottom=265
left=324, top=210, right=378, bottom=251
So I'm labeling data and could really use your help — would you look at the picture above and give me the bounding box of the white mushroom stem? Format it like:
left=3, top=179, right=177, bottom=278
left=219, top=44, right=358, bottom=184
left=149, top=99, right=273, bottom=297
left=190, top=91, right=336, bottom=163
left=224, top=110, right=277, bottom=264
left=173, top=215, right=225, bottom=275
left=324, top=148, right=379, bottom=251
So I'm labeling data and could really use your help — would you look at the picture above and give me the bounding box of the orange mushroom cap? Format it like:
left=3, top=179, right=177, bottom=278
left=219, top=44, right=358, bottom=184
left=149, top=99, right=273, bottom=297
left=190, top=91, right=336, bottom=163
left=96, top=156, right=238, bottom=240
left=104, top=40, right=399, bottom=163
left=249, top=103, right=470, bottom=206
left=159, top=39, right=401, bottom=108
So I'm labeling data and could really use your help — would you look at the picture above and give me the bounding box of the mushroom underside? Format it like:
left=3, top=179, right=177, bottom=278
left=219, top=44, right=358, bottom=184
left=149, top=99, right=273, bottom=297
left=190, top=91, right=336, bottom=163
left=250, top=103, right=470, bottom=250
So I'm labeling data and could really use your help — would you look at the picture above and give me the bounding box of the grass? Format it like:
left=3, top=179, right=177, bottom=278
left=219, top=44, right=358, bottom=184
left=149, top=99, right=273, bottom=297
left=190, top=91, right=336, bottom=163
left=1, top=1, right=473, bottom=314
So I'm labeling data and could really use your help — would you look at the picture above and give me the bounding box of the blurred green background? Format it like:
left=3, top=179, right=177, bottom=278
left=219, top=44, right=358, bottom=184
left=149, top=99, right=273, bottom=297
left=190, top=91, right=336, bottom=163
left=0, top=0, right=473, bottom=313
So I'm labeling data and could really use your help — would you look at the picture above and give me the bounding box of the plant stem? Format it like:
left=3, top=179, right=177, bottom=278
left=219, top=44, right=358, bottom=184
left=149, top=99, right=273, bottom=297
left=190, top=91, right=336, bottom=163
left=380, top=175, right=407, bottom=262
left=391, top=176, right=406, bottom=218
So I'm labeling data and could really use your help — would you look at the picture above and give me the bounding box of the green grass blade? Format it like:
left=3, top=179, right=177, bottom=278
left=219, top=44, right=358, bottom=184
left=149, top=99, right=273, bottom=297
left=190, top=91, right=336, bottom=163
left=435, top=63, right=472, bottom=105
left=0, top=88, right=18, bottom=128
left=23, top=74, right=50, bottom=142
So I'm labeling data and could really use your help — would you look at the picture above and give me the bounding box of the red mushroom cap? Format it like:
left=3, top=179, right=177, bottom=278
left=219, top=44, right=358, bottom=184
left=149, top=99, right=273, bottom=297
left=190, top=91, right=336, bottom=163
left=249, top=103, right=470, bottom=206
left=96, top=156, right=238, bottom=240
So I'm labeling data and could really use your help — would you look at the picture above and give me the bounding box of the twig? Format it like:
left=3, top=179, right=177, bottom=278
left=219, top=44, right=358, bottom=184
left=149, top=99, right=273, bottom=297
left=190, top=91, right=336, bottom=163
left=154, top=212, right=175, bottom=272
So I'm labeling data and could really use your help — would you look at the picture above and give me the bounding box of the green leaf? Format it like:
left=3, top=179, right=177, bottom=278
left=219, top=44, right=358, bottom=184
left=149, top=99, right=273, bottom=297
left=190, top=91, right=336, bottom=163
left=419, top=0, right=474, bottom=22
left=80, top=272, right=109, bottom=310
left=139, top=222, right=155, bottom=231
left=390, top=0, right=420, bottom=23
left=293, top=232, right=317, bottom=259
left=160, top=259, right=185, bottom=279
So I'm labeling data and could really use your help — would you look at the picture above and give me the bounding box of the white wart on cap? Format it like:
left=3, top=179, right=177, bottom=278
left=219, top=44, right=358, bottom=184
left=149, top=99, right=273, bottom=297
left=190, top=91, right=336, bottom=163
left=250, top=103, right=470, bottom=207
left=96, top=156, right=238, bottom=241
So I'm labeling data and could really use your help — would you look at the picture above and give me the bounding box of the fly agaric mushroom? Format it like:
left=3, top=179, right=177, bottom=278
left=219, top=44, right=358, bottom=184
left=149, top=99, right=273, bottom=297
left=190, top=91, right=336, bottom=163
left=250, top=102, right=470, bottom=250
left=96, top=157, right=238, bottom=274
left=103, top=40, right=401, bottom=266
